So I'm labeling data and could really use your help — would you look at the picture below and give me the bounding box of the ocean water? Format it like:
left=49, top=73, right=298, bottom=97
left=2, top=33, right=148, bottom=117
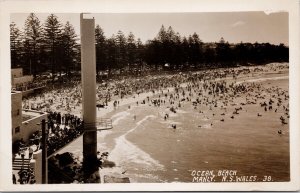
left=59, top=77, right=289, bottom=183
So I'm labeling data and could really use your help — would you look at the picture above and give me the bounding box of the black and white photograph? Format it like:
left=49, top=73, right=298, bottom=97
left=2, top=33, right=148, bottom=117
left=0, top=0, right=299, bottom=191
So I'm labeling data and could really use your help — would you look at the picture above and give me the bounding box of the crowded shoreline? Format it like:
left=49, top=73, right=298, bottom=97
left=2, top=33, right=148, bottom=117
left=17, top=62, right=289, bottom=183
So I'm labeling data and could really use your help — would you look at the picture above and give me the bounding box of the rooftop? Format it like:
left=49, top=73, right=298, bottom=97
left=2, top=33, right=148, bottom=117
left=22, top=109, right=47, bottom=124
left=22, top=114, right=34, bottom=122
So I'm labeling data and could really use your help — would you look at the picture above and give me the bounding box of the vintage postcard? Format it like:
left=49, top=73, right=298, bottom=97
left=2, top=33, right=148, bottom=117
left=0, top=0, right=299, bottom=191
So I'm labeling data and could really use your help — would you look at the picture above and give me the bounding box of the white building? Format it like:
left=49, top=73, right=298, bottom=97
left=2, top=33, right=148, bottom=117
left=11, top=68, right=33, bottom=91
left=11, top=91, right=47, bottom=143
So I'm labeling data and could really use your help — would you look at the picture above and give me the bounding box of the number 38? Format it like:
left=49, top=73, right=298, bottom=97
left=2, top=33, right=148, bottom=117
left=262, top=176, right=272, bottom=182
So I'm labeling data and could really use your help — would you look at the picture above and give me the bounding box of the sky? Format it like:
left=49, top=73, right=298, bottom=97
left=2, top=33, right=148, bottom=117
left=10, top=12, right=288, bottom=45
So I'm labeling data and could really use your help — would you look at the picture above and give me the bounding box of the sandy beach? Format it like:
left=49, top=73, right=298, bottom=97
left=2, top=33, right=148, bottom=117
left=34, top=63, right=290, bottom=182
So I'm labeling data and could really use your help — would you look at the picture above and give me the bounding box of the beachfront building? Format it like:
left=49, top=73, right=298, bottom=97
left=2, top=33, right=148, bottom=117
left=11, top=68, right=46, bottom=97
left=11, top=68, right=33, bottom=91
left=12, top=91, right=48, bottom=184
left=11, top=91, right=22, bottom=140
left=11, top=91, right=47, bottom=143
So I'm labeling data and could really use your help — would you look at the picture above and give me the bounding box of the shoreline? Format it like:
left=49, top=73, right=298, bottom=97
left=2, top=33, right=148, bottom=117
left=30, top=63, right=289, bottom=183
left=105, top=70, right=289, bottom=182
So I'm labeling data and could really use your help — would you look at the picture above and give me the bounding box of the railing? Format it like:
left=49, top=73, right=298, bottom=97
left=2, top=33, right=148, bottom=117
left=84, top=118, right=113, bottom=131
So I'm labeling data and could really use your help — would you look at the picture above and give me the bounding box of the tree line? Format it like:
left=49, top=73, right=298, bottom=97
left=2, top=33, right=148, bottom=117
left=10, top=13, right=289, bottom=79
left=11, top=13, right=80, bottom=79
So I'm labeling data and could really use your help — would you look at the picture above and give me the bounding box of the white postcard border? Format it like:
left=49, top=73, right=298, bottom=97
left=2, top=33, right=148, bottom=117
left=0, top=0, right=299, bottom=191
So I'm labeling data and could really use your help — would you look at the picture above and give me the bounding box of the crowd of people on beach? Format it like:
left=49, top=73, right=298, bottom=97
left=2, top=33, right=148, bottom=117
left=14, top=111, right=84, bottom=157
left=12, top=111, right=84, bottom=184
left=14, top=63, right=289, bottom=184
left=22, top=63, right=289, bottom=130
left=46, top=111, right=84, bottom=156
